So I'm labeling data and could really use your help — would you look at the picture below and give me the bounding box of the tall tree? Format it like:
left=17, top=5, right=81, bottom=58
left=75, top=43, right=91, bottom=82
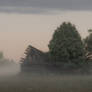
left=84, top=29, right=92, bottom=61
left=48, top=22, right=85, bottom=65
left=84, top=29, right=92, bottom=53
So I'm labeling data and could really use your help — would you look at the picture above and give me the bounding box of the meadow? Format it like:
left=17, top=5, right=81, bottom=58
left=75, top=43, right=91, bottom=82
left=0, top=73, right=92, bottom=92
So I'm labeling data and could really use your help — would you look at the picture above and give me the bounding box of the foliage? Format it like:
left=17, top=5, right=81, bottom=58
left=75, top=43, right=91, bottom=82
left=48, top=22, right=85, bottom=66
left=83, top=29, right=92, bottom=64
left=88, top=29, right=92, bottom=33
left=0, top=52, right=4, bottom=60
left=84, top=29, right=92, bottom=53
left=0, top=52, right=15, bottom=66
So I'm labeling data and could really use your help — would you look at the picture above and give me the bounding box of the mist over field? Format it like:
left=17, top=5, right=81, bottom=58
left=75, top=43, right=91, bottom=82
left=0, top=0, right=92, bottom=91
left=1, top=70, right=92, bottom=92
left=0, top=52, right=20, bottom=77
left=0, top=62, right=20, bottom=77
left=0, top=52, right=92, bottom=92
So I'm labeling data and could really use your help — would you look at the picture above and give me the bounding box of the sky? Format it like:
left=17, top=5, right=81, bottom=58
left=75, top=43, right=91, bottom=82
left=0, top=0, right=92, bottom=61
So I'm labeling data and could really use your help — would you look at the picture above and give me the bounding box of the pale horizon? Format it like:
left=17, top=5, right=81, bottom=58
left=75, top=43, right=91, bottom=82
left=0, top=11, right=92, bottom=61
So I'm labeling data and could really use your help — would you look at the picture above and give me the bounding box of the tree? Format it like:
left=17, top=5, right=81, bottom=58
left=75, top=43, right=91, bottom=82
left=0, top=52, right=4, bottom=60
left=0, top=52, right=16, bottom=66
left=48, top=22, right=85, bottom=66
left=84, top=29, right=92, bottom=53
left=84, top=29, right=92, bottom=61
left=88, top=29, right=92, bottom=33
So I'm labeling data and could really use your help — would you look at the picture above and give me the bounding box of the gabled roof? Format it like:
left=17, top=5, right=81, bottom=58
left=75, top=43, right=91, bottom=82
left=21, top=45, right=48, bottom=65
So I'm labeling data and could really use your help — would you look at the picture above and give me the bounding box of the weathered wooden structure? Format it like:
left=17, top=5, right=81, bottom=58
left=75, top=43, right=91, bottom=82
left=21, top=45, right=50, bottom=73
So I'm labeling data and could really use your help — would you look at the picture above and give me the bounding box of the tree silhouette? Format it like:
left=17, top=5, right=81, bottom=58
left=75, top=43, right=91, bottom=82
left=48, top=22, right=85, bottom=66
left=84, top=29, right=92, bottom=60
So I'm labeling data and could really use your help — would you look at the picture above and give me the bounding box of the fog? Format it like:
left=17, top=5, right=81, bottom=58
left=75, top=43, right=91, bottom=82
left=0, top=68, right=92, bottom=92
left=0, top=59, right=92, bottom=92
left=0, top=53, right=92, bottom=92
left=0, top=59, right=20, bottom=78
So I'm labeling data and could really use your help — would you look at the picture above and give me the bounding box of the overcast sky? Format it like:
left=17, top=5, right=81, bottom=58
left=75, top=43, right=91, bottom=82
left=0, top=0, right=92, bottom=13
left=0, top=0, right=92, bottom=61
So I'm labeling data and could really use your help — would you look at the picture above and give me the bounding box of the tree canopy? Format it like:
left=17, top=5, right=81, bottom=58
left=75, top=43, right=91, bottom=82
left=84, top=29, right=92, bottom=53
left=48, top=22, right=85, bottom=65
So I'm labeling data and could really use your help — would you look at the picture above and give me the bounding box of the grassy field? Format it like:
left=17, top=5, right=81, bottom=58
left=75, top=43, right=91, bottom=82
left=0, top=73, right=92, bottom=92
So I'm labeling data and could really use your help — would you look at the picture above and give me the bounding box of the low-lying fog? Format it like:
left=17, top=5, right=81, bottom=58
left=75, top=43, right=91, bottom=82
left=1, top=57, right=92, bottom=92
left=0, top=63, right=20, bottom=77
left=0, top=52, right=20, bottom=77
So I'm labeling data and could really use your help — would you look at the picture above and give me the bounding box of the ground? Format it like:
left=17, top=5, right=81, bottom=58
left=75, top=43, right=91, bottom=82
left=0, top=73, right=92, bottom=92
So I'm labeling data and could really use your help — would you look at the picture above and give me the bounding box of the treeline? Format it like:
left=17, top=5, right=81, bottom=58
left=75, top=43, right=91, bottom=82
left=0, top=52, right=15, bottom=66
left=48, top=22, right=92, bottom=68
left=21, top=22, right=92, bottom=70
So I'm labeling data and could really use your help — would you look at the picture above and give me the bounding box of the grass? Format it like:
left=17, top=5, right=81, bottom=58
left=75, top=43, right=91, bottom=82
left=0, top=73, right=92, bottom=92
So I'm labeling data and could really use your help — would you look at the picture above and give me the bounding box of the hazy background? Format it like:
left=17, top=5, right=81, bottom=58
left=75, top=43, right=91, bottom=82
left=0, top=0, right=92, bottom=61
